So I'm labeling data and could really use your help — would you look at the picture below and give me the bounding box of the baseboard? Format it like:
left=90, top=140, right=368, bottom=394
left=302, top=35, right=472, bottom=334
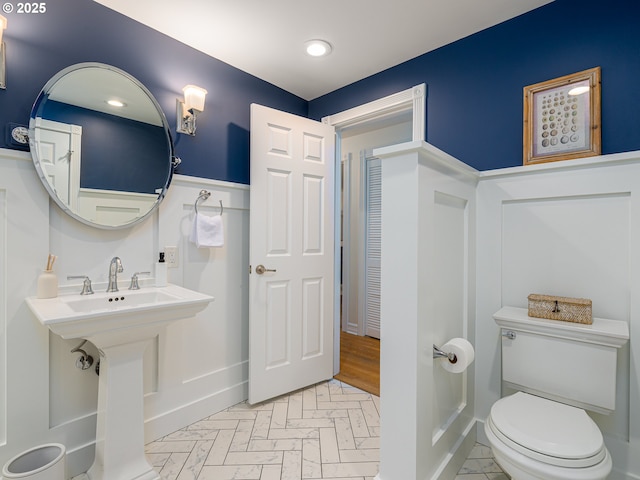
left=144, top=381, right=248, bottom=441
left=430, top=419, right=477, bottom=480
left=605, top=434, right=640, bottom=480
left=377, top=419, right=476, bottom=480
left=475, top=418, right=489, bottom=447
left=611, top=470, right=640, bottom=480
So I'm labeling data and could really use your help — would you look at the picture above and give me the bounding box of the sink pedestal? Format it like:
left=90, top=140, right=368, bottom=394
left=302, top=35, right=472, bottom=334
left=87, top=339, right=159, bottom=480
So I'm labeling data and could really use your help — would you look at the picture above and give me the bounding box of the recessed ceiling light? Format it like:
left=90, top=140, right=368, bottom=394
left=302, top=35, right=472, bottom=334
left=305, top=40, right=332, bottom=57
left=107, top=99, right=126, bottom=107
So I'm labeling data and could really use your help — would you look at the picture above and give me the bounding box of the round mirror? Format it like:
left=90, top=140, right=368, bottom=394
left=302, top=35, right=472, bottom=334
left=29, top=63, right=174, bottom=229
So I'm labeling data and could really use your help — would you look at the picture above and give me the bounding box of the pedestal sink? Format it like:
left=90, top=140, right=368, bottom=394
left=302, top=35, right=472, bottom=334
left=26, top=284, right=214, bottom=480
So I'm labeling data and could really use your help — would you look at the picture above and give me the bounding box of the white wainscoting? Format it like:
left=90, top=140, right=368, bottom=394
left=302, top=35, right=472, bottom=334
left=475, top=151, right=640, bottom=480
left=375, top=141, right=478, bottom=480
left=149, top=174, right=250, bottom=440
left=0, top=150, right=54, bottom=467
left=0, top=149, right=250, bottom=478
left=75, top=187, right=157, bottom=226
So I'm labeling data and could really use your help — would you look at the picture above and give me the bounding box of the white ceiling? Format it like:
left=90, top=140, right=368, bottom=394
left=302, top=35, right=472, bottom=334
left=94, top=0, right=552, bottom=101
left=49, top=66, right=163, bottom=125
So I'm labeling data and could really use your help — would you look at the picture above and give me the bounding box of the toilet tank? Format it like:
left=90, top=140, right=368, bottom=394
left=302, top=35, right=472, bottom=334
left=493, top=306, right=629, bottom=414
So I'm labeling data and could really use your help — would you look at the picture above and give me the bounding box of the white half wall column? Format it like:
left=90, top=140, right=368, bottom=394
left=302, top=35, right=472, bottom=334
left=375, top=141, right=478, bottom=480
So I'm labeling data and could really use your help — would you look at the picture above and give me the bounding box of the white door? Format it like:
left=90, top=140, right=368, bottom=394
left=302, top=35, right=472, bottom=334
left=33, top=118, right=82, bottom=210
left=249, top=104, right=335, bottom=404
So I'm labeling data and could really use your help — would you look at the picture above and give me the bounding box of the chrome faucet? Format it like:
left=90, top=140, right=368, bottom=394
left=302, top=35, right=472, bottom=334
left=107, top=256, right=123, bottom=292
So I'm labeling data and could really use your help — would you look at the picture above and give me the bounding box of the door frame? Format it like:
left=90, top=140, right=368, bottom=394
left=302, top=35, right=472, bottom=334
left=321, top=83, right=427, bottom=374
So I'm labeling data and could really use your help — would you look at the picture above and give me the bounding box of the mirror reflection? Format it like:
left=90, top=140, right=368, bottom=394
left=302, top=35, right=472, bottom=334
left=30, top=63, right=174, bottom=229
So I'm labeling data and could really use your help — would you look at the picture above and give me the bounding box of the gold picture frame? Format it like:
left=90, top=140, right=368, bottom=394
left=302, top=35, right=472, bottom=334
left=523, top=67, right=601, bottom=166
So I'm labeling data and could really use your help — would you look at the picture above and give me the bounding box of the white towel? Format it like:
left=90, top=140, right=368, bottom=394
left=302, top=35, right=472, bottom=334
left=190, top=213, right=224, bottom=248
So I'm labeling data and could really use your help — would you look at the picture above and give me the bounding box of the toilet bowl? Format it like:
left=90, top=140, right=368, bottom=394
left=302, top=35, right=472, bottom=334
left=485, top=392, right=612, bottom=480
left=487, top=307, right=629, bottom=480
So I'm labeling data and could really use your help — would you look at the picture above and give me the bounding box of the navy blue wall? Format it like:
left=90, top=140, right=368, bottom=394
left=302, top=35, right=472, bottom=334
left=39, top=101, right=170, bottom=194
left=1, top=0, right=638, bottom=181
left=0, top=0, right=306, bottom=184
left=309, top=0, right=640, bottom=171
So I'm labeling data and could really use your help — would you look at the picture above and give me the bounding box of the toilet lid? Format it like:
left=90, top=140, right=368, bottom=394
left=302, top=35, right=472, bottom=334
left=490, top=392, right=604, bottom=461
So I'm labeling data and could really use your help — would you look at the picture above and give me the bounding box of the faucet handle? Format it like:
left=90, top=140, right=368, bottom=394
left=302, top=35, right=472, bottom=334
left=67, top=275, right=94, bottom=295
left=128, top=271, right=151, bottom=290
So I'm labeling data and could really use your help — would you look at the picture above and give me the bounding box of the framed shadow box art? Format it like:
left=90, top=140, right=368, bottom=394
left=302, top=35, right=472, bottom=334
left=523, top=67, right=601, bottom=166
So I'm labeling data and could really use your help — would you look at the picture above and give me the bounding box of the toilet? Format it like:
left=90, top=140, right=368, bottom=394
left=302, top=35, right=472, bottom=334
left=485, top=306, right=629, bottom=480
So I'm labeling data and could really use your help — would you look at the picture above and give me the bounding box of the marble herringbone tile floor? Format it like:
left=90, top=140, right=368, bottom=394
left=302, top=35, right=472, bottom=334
left=455, top=443, right=509, bottom=480
left=145, top=379, right=507, bottom=480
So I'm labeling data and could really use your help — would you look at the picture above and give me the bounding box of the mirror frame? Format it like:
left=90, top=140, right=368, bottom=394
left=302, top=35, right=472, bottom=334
left=29, top=62, right=175, bottom=229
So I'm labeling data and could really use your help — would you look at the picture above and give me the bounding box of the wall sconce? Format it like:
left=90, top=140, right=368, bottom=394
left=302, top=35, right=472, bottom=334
left=176, top=84, right=207, bottom=136
left=0, top=14, right=7, bottom=89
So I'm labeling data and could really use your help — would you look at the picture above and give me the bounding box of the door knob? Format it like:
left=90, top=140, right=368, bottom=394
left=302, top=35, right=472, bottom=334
left=255, top=264, right=276, bottom=275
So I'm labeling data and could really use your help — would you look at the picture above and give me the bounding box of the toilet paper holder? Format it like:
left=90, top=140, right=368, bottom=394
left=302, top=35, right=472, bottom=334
left=433, top=344, right=457, bottom=363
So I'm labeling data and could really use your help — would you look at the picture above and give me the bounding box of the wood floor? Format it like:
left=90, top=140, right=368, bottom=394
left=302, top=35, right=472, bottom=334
left=333, top=330, right=380, bottom=396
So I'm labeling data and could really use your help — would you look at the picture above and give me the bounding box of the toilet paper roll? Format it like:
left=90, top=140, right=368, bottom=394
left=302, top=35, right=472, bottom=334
left=439, top=337, right=475, bottom=373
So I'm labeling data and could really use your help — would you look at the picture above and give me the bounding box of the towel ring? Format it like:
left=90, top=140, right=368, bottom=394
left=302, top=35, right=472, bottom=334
left=194, top=189, right=223, bottom=215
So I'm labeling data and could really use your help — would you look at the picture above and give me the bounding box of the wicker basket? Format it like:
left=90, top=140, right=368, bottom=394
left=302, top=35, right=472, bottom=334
left=527, top=294, right=592, bottom=325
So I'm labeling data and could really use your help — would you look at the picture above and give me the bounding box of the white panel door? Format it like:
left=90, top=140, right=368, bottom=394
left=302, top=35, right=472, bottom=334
left=33, top=118, right=82, bottom=210
left=249, top=104, right=335, bottom=404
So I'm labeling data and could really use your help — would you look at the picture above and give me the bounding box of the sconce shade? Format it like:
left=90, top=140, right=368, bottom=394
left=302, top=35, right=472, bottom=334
left=182, top=85, right=207, bottom=113
left=0, top=14, right=6, bottom=45
left=0, top=14, right=6, bottom=89
left=177, top=84, right=207, bottom=135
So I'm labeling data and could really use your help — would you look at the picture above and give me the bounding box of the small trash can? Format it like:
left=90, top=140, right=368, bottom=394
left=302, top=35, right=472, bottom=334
left=2, top=444, right=65, bottom=480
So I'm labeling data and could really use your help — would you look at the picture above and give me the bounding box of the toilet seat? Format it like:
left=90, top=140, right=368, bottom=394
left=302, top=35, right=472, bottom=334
left=489, top=392, right=606, bottom=468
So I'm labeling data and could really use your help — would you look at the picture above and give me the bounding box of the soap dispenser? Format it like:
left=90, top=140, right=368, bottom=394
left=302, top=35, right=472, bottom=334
left=156, top=252, right=167, bottom=287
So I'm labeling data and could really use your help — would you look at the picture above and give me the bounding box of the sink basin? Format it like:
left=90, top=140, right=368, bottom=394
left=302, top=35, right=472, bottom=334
left=26, top=283, right=213, bottom=342
left=26, top=283, right=214, bottom=480
left=65, top=290, right=179, bottom=313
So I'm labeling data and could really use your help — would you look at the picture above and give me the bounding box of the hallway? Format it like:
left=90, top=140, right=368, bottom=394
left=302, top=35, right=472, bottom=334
left=333, top=332, right=380, bottom=396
